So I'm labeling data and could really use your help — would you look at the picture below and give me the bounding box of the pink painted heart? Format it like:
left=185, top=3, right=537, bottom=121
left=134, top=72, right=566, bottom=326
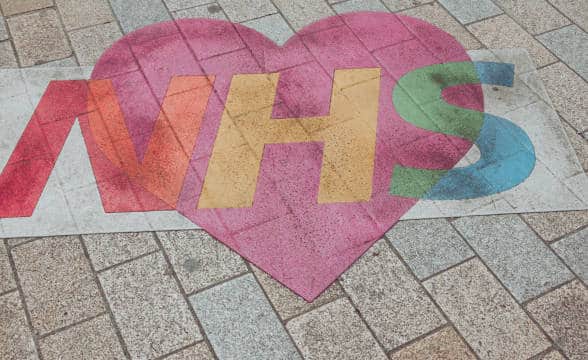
left=88, top=12, right=480, bottom=301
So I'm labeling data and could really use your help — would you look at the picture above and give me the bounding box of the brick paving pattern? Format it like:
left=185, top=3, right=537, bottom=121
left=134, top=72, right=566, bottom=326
left=0, top=0, right=586, bottom=359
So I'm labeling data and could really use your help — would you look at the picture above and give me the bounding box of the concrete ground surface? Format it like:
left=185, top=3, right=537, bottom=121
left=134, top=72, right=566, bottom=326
left=0, top=0, right=587, bottom=359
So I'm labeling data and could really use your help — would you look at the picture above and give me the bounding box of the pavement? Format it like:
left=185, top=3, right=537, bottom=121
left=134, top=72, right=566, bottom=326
left=0, top=0, right=587, bottom=359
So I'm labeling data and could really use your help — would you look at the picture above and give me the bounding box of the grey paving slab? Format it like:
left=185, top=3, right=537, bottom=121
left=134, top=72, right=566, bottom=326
left=538, top=25, right=588, bottom=81
left=11, top=236, right=105, bottom=334
left=218, top=0, right=276, bottom=23
left=0, top=242, right=15, bottom=294
left=389, top=327, right=475, bottom=360
left=424, top=259, right=550, bottom=360
left=563, top=121, right=588, bottom=171
left=39, top=314, right=125, bottom=360
left=339, top=239, right=445, bottom=351
left=99, top=252, right=201, bottom=359
left=467, top=14, right=556, bottom=67
left=0, top=16, right=8, bottom=41
left=272, top=0, right=335, bottom=31
left=549, top=0, right=588, bottom=32
left=527, top=280, right=588, bottom=360
left=453, top=215, right=574, bottom=302
left=0, top=0, right=52, bottom=16
left=438, top=0, right=502, bottom=24
left=332, top=0, right=388, bottom=13
left=56, top=0, right=114, bottom=30
left=551, top=228, right=588, bottom=283
left=69, top=22, right=122, bottom=66
left=33, top=56, right=78, bottom=67
left=0, top=40, right=17, bottom=67
left=522, top=211, right=588, bottom=242
left=492, top=0, right=569, bottom=34
left=381, top=0, right=434, bottom=12
left=400, top=3, right=481, bottom=50
left=164, top=0, right=210, bottom=11
left=82, top=232, right=159, bottom=271
left=0, top=291, right=38, bottom=360
left=191, top=274, right=301, bottom=360
left=158, top=230, right=247, bottom=294
left=538, top=350, right=566, bottom=360
left=252, top=265, right=344, bottom=320
left=109, top=0, right=172, bottom=34
left=243, top=13, right=294, bottom=46
left=7, top=9, right=72, bottom=67
left=0, top=69, right=26, bottom=99
left=538, top=62, right=588, bottom=133
left=172, top=3, right=227, bottom=20
left=162, top=342, right=214, bottom=359
left=286, top=297, right=388, bottom=360
left=386, top=219, right=474, bottom=279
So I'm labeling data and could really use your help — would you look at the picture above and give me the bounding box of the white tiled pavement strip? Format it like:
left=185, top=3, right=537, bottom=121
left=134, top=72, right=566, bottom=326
left=0, top=1, right=587, bottom=359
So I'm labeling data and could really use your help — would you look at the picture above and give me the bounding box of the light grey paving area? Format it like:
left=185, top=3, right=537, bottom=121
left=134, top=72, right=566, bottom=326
left=331, top=0, right=388, bottom=13
left=272, top=0, right=335, bottom=31
left=551, top=228, right=588, bottom=283
left=386, top=219, right=474, bottom=279
left=242, top=13, right=294, bottom=45
left=381, top=0, right=434, bottom=12
left=492, top=0, right=569, bottom=34
left=82, top=232, right=159, bottom=271
left=438, top=0, right=502, bottom=24
left=218, top=0, right=276, bottom=23
left=453, top=215, right=574, bottom=302
left=163, top=0, right=211, bottom=12
left=99, top=252, right=201, bottom=359
left=172, top=3, right=227, bottom=20
left=425, top=259, right=550, bottom=360
left=163, top=342, right=215, bottom=359
left=549, top=0, right=588, bottom=32
left=0, top=16, right=8, bottom=41
left=68, top=22, right=122, bottom=66
left=55, top=0, right=114, bottom=30
left=191, top=274, right=301, bottom=360
left=538, top=25, right=588, bottom=81
left=0, top=291, right=38, bottom=360
left=0, top=40, right=17, bottom=67
left=109, top=0, right=172, bottom=33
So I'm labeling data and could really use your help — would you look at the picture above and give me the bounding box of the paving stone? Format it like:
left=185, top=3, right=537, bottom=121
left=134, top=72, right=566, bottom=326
left=551, top=228, right=588, bottom=283
left=68, top=22, right=122, bottom=66
left=538, top=25, right=588, bottom=81
left=191, top=274, right=301, bottom=360
left=273, top=0, right=335, bottom=31
left=522, top=211, right=588, bottom=242
left=39, top=314, right=125, bottom=360
left=339, top=239, right=445, bottom=350
left=401, top=3, right=481, bottom=50
left=467, top=14, right=556, bottom=67
left=562, top=120, right=588, bottom=171
left=7, top=9, right=72, bottom=67
left=549, top=0, right=588, bottom=32
left=0, top=242, right=15, bottom=294
left=332, top=0, right=388, bottom=13
left=243, top=13, right=294, bottom=46
left=0, top=40, right=16, bottom=67
left=389, top=326, right=476, bottom=360
left=386, top=219, right=474, bottom=279
left=109, top=0, right=171, bottom=34
left=286, top=297, right=388, bottom=360
left=0, top=16, right=8, bottom=40
left=381, top=0, right=434, bottom=12
left=218, top=0, right=276, bottom=23
left=99, top=252, right=201, bottom=359
left=0, top=291, right=38, bottom=360
left=252, top=265, right=344, bottom=320
left=162, top=342, right=214, bottom=359
left=527, top=280, right=588, bottom=360
left=172, top=3, right=227, bottom=20
left=438, top=0, right=502, bottom=24
left=56, top=0, right=114, bottom=30
left=0, top=0, right=52, bottom=16
left=164, top=0, right=210, bottom=11
left=538, top=62, right=588, bottom=133
left=453, top=215, right=573, bottom=302
left=158, top=230, right=247, bottom=294
left=33, top=56, right=78, bottom=67
left=12, top=236, right=105, bottom=334
left=424, top=258, right=550, bottom=359
left=492, top=0, right=569, bottom=34
left=82, top=232, right=158, bottom=271
left=538, top=350, right=566, bottom=360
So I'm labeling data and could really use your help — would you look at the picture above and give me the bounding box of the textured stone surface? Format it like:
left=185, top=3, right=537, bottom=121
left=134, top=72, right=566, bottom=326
left=0, top=40, right=16, bottom=67
left=0, top=291, right=38, bottom=360
left=332, top=0, right=388, bottom=13
left=39, top=314, right=125, bottom=360
left=82, top=232, right=158, bottom=271
left=467, top=14, right=556, bottom=67
left=99, top=252, right=201, bottom=359
left=109, top=0, right=171, bottom=33
left=381, top=0, right=434, bottom=12
left=273, top=0, right=335, bottom=30
left=55, top=0, right=114, bottom=30
left=287, top=297, right=388, bottom=360
left=453, top=215, right=573, bottom=302
left=158, top=230, right=247, bottom=294
left=191, top=274, right=301, bottom=360
left=425, top=259, right=550, bottom=359
left=68, top=22, right=122, bottom=66
left=164, top=0, right=210, bottom=11
left=0, top=16, right=8, bottom=41
left=522, top=210, right=588, bottom=242
left=0, top=242, right=15, bottom=293
left=527, top=281, right=588, bottom=360
left=563, top=120, right=588, bottom=170
left=218, top=0, right=276, bottom=22
left=243, top=13, right=294, bottom=46
left=172, top=3, right=226, bottom=19
left=551, top=228, right=588, bottom=283
left=387, top=219, right=474, bottom=279
left=438, top=0, right=502, bottom=24
left=0, top=0, right=52, bottom=16
left=340, top=240, right=445, bottom=350
left=162, top=342, right=215, bottom=359
left=7, top=9, right=72, bottom=66
left=389, top=327, right=475, bottom=360
left=538, top=25, right=588, bottom=81
left=492, top=0, right=569, bottom=34
left=12, top=236, right=105, bottom=334
left=549, top=0, right=588, bottom=32
left=252, top=265, right=344, bottom=320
